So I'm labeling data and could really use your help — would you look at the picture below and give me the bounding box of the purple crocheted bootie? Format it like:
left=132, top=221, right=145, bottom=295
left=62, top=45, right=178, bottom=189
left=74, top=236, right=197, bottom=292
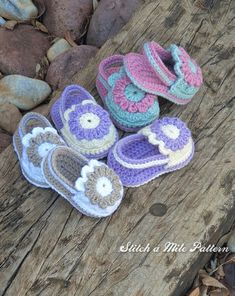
left=107, top=117, right=194, bottom=187
left=51, top=84, right=118, bottom=159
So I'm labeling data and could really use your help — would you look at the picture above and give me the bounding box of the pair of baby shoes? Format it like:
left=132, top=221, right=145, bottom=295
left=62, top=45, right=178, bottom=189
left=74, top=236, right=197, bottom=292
left=96, top=41, right=203, bottom=132
left=13, top=112, right=123, bottom=218
left=13, top=41, right=201, bottom=217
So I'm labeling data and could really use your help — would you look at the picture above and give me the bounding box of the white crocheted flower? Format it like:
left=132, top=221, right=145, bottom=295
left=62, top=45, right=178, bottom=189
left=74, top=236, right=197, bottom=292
left=75, top=160, right=123, bottom=209
left=22, top=127, right=64, bottom=167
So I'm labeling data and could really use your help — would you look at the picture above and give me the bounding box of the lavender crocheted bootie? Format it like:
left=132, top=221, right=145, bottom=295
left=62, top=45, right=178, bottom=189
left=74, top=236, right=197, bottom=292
left=13, top=112, right=65, bottom=188
left=107, top=117, right=194, bottom=187
left=51, top=84, right=118, bottom=159
left=42, top=146, right=124, bottom=217
left=96, top=55, right=160, bottom=132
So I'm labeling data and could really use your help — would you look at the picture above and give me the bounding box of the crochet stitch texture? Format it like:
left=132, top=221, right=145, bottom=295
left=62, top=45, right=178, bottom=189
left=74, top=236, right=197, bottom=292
left=13, top=112, right=65, bottom=188
left=96, top=55, right=160, bottom=132
left=51, top=85, right=118, bottom=159
left=124, top=42, right=203, bottom=103
left=107, top=117, right=194, bottom=187
left=97, top=42, right=202, bottom=132
left=42, top=147, right=124, bottom=217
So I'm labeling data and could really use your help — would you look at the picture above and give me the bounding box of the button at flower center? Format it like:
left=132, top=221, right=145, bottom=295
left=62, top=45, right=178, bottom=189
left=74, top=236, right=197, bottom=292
left=96, top=177, right=113, bottom=197
left=161, top=124, right=180, bottom=139
left=79, top=112, right=100, bottom=129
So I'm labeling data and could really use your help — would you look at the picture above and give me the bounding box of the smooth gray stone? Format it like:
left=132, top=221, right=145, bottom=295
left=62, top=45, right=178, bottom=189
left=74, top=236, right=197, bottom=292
left=0, top=75, right=51, bottom=110
left=0, top=0, right=38, bottom=21
left=0, top=16, right=6, bottom=25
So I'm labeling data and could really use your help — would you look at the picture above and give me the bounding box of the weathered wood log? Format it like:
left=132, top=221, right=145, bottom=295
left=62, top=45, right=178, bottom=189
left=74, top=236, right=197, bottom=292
left=0, top=0, right=235, bottom=295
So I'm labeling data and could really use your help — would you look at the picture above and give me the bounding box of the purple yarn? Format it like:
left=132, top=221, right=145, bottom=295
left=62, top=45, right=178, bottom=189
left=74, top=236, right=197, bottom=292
left=68, top=103, right=111, bottom=141
left=150, top=117, right=191, bottom=151
left=51, top=84, right=96, bottom=131
left=50, top=99, right=63, bottom=130
left=107, top=117, right=194, bottom=187
left=50, top=84, right=119, bottom=160
left=61, top=85, right=95, bottom=114
left=108, top=142, right=194, bottom=187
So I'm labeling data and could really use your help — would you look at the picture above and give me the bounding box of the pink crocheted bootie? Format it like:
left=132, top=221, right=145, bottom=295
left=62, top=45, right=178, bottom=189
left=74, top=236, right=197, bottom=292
left=124, top=41, right=203, bottom=104
left=96, top=42, right=203, bottom=132
left=96, top=55, right=160, bottom=132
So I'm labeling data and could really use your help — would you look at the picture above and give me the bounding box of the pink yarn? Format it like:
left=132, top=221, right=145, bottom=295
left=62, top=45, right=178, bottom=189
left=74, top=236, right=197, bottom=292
left=112, top=76, right=155, bottom=113
left=123, top=42, right=203, bottom=105
left=96, top=79, right=108, bottom=98
left=179, top=47, right=203, bottom=87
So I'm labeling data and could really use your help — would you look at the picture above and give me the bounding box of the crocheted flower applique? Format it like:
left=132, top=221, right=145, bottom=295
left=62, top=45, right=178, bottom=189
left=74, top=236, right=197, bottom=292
left=66, top=103, right=112, bottom=141
left=75, top=160, right=123, bottom=209
left=22, top=127, right=64, bottom=167
left=141, top=117, right=191, bottom=154
left=108, top=67, right=157, bottom=113
left=171, top=45, right=203, bottom=87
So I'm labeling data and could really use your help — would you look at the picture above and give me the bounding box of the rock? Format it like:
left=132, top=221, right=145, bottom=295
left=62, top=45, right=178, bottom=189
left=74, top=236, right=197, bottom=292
left=0, top=129, right=11, bottom=153
left=43, top=0, right=93, bottom=41
left=32, top=103, right=49, bottom=116
left=46, top=45, right=98, bottom=89
left=0, top=75, right=51, bottom=110
left=0, top=0, right=38, bottom=21
left=0, top=17, right=6, bottom=26
left=47, top=38, right=71, bottom=62
left=227, top=229, right=235, bottom=253
left=0, top=103, right=22, bottom=134
left=87, top=0, right=143, bottom=47
left=0, top=25, right=50, bottom=77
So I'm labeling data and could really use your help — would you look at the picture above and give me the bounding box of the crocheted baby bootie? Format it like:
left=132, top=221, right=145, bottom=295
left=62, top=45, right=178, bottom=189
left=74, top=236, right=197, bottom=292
left=42, top=146, right=124, bottom=217
left=13, top=112, right=65, bottom=187
left=51, top=84, right=118, bottom=159
left=107, top=117, right=194, bottom=187
left=124, top=41, right=203, bottom=104
left=96, top=55, right=160, bottom=132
